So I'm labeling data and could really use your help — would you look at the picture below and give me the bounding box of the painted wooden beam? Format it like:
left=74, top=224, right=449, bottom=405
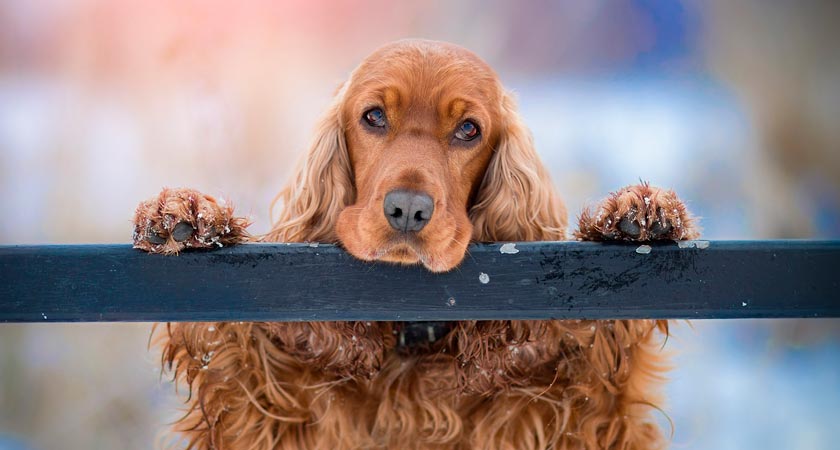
left=1, top=241, right=838, bottom=322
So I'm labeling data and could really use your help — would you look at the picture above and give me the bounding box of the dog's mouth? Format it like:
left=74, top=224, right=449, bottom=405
left=394, top=321, right=455, bottom=354
left=379, top=242, right=421, bottom=262
left=373, top=236, right=432, bottom=266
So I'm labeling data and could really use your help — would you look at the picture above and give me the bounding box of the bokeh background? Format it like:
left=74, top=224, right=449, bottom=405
left=1, top=1, right=839, bottom=449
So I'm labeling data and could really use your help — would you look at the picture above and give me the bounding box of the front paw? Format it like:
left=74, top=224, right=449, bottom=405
left=132, top=187, right=250, bottom=254
left=575, top=182, right=699, bottom=241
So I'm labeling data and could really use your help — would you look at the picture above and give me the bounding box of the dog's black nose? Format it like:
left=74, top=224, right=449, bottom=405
left=383, top=190, right=434, bottom=232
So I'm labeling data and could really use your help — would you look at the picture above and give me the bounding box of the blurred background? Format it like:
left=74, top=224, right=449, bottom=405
left=1, top=0, right=838, bottom=449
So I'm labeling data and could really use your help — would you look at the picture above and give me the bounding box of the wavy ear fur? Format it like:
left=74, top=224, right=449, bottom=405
left=469, top=92, right=567, bottom=241
left=265, top=89, right=354, bottom=243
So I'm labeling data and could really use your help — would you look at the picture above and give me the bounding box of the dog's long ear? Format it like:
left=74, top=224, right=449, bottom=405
left=469, top=92, right=567, bottom=241
left=265, top=88, right=354, bottom=243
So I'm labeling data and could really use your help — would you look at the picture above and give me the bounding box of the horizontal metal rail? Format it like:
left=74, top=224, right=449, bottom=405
left=1, top=241, right=838, bottom=322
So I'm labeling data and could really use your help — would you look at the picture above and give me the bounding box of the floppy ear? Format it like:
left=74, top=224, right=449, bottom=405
left=469, top=92, right=567, bottom=241
left=265, top=89, right=354, bottom=243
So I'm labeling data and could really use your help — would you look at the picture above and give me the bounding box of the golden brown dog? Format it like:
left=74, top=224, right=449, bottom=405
left=134, top=39, right=698, bottom=450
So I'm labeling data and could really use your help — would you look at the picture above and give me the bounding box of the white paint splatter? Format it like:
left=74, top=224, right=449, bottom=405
left=677, top=240, right=710, bottom=249
left=742, top=301, right=748, bottom=307
left=500, top=243, right=519, bottom=254
left=635, top=245, right=652, bottom=254
left=479, top=272, right=490, bottom=284
left=447, top=297, right=456, bottom=307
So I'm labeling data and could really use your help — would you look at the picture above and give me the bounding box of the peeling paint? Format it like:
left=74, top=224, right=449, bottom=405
left=677, top=240, right=710, bottom=249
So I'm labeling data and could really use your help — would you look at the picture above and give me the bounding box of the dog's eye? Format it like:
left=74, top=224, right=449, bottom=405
left=363, top=108, right=387, bottom=128
left=454, top=120, right=480, bottom=141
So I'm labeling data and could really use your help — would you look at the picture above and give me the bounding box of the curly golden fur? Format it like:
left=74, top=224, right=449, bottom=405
left=135, top=39, right=699, bottom=450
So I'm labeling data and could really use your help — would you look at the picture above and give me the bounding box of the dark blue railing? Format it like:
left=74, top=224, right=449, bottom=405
left=1, top=241, right=838, bottom=322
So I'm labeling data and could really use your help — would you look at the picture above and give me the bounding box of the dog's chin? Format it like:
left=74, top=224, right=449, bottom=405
left=377, top=244, right=422, bottom=265
left=343, top=238, right=463, bottom=273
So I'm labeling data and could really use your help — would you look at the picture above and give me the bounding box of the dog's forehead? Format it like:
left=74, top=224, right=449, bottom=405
left=363, top=40, right=494, bottom=73
left=348, top=40, right=501, bottom=103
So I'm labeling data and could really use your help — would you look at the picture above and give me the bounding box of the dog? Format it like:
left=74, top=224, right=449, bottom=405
left=133, top=39, right=698, bottom=450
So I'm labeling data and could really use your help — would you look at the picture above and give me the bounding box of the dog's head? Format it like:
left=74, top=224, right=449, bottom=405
left=270, top=40, right=566, bottom=272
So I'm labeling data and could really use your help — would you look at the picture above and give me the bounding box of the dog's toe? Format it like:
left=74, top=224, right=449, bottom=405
left=649, top=208, right=673, bottom=238
left=618, top=214, right=641, bottom=238
left=146, top=231, right=167, bottom=245
left=171, top=222, right=195, bottom=242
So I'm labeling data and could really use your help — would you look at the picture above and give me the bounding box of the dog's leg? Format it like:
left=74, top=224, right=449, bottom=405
left=156, top=321, right=391, bottom=450
left=575, top=182, right=699, bottom=242
left=571, top=182, right=693, bottom=449
left=463, top=320, right=669, bottom=450
left=133, top=187, right=251, bottom=254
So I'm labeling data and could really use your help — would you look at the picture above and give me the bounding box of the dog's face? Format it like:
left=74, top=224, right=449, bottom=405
left=335, top=42, right=504, bottom=272
left=270, top=40, right=566, bottom=272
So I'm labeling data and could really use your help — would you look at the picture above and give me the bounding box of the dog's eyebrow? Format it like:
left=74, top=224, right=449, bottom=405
left=447, top=99, right=467, bottom=120
left=383, top=87, right=402, bottom=112
left=443, top=98, right=484, bottom=130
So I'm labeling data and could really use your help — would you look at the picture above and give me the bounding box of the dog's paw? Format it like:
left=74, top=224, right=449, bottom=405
left=132, top=187, right=250, bottom=254
left=575, top=182, right=699, bottom=241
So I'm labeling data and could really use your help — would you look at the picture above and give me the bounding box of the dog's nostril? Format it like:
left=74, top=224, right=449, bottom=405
left=391, top=208, right=403, bottom=218
left=414, top=211, right=425, bottom=222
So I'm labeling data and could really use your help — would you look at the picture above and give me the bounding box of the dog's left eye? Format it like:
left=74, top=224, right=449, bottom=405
left=454, top=120, right=480, bottom=141
left=363, top=108, right=387, bottom=128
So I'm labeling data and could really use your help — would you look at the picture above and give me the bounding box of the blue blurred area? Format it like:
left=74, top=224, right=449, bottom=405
left=0, top=435, right=37, bottom=450
left=631, top=0, right=696, bottom=72
left=668, top=320, right=840, bottom=450
left=515, top=76, right=751, bottom=238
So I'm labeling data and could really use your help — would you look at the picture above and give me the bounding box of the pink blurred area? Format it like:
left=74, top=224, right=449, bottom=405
left=1, top=1, right=839, bottom=450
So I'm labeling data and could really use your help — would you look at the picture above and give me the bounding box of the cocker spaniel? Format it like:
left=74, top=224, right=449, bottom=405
left=133, top=39, right=698, bottom=450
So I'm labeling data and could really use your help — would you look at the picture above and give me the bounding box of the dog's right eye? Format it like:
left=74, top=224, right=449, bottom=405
left=363, top=108, right=387, bottom=128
